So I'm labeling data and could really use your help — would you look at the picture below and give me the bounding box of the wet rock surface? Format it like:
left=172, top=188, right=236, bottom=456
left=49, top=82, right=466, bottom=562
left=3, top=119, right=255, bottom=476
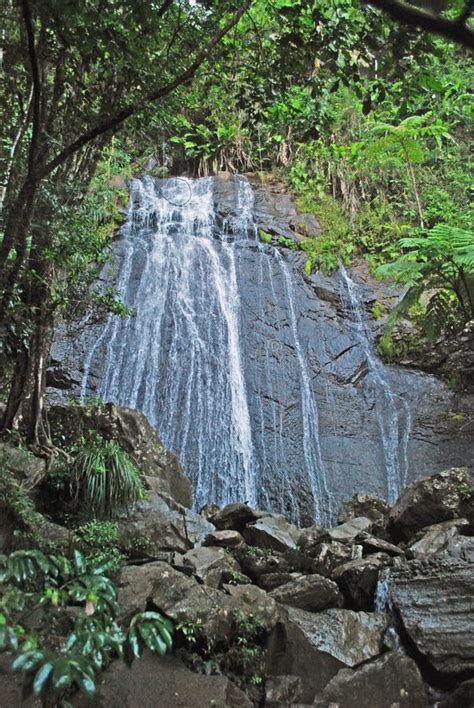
left=49, top=174, right=474, bottom=525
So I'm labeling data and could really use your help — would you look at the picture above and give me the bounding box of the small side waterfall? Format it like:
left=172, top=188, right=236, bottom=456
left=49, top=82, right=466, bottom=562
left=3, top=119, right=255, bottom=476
left=81, top=175, right=332, bottom=522
left=339, top=266, right=412, bottom=503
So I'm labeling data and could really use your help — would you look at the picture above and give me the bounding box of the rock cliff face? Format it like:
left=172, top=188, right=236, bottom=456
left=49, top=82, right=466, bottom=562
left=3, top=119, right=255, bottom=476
left=49, top=173, right=473, bottom=525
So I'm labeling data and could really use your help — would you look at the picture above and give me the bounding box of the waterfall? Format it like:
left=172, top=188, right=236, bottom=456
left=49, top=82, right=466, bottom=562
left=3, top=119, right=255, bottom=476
left=81, top=175, right=334, bottom=521
left=339, top=265, right=412, bottom=503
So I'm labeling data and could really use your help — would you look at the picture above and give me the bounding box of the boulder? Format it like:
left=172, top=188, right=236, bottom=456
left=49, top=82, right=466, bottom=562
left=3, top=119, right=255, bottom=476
left=199, top=503, right=220, bottom=521
left=117, top=492, right=214, bottom=556
left=265, top=607, right=388, bottom=703
left=182, top=546, right=241, bottom=587
left=287, top=607, right=388, bottom=668
left=203, top=529, right=245, bottom=549
left=257, top=572, right=298, bottom=592
left=356, top=531, right=404, bottom=557
left=312, top=651, right=427, bottom=708
left=386, top=559, right=474, bottom=676
left=117, top=561, right=234, bottom=643
left=439, top=679, right=474, bottom=708
left=243, top=514, right=300, bottom=552
left=407, top=519, right=469, bottom=559
left=265, top=675, right=303, bottom=707
left=73, top=652, right=252, bottom=707
left=223, top=584, right=280, bottom=633
left=48, top=403, right=192, bottom=507
left=235, top=546, right=291, bottom=583
left=210, top=502, right=260, bottom=532
left=0, top=442, right=46, bottom=490
left=298, top=525, right=331, bottom=557
left=338, top=493, right=389, bottom=525
left=388, top=467, right=472, bottom=542
left=269, top=574, right=343, bottom=612
left=332, top=553, right=391, bottom=610
left=329, top=517, right=372, bottom=543
left=311, top=540, right=356, bottom=576
left=442, top=534, right=474, bottom=564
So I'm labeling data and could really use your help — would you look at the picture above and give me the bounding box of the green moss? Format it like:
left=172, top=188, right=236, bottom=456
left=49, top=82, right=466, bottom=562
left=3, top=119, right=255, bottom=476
left=277, top=235, right=298, bottom=250
left=258, top=228, right=272, bottom=244
left=372, top=301, right=386, bottom=320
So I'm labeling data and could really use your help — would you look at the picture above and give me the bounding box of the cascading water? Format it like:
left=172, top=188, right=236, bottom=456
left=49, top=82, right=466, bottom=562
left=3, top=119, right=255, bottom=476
left=339, top=265, right=412, bottom=503
left=81, top=175, right=332, bottom=522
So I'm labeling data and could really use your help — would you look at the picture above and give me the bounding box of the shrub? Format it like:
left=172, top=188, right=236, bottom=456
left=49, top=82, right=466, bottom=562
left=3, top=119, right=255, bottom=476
left=69, top=436, right=145, bottom=519
left=0, top=548, right=172, bottom=703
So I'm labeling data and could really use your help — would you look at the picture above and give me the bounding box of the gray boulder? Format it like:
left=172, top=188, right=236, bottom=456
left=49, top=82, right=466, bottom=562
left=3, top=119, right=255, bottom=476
left=223, top=583, right=280, bottom=632
left=332, top=553, right=391, bottom=610
left=356, top=531, right=404, bottom=557
left=265, top=607, right=388, bottom=703
left=244, top=514, right=300, bottom=552
left=73, top=652, right=252, bottom=707
left=312, top=651, right=427, bottom=708
left=117, top=492, right=215, bottom=556
left=182, top=546, right=241, bottom=587
left=311, top=540, right=356, bottom=576
left=203, top=529, right=245, bottom=549
left=407, top=519, right=469, bottom=559
left=210, top=502, right=260, bottom=532
left=269, top=574, right=343, bottom=612
left=329, top=517, right=372, bottom=543
left=338, top=493, right=389, bottom=525
left=386, top=559, right=474, bottom=676
left=298, top=525, right=331, bottom=557
left=439, top=679, right=474, bottom=708
left=389, top=467, right=472, bottom=542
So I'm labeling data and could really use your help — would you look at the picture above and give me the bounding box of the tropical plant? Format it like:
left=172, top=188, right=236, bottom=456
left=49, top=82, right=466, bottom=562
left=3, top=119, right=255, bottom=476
left=69, top=436, right=145, bottom=519
left=0, top=548, right=173, bottom=703
left=376, top=223, right=474, bottom=338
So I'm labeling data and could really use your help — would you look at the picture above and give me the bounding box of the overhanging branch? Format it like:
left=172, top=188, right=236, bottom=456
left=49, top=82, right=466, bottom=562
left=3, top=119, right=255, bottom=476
left=37, top=1, right=251, bottom=181
left=363, top=0, right=474, bottom=48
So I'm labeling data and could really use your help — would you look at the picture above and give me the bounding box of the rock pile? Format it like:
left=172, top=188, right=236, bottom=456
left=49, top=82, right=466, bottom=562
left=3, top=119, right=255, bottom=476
left=105, top=465, right=473, bottom=707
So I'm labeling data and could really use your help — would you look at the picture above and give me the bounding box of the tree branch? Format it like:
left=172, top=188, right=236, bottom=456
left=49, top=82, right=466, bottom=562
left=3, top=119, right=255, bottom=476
left=36, top=2, right=251, bottom=181
left=157, top=0, right=175, bottom=19
left=363, top=0, right=474, bottom=48
left=20, top=0, right=42, bottom=172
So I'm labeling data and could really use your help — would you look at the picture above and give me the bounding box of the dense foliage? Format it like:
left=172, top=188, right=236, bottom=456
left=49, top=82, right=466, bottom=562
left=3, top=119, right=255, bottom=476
left=0, top=548, right=172, bottom=703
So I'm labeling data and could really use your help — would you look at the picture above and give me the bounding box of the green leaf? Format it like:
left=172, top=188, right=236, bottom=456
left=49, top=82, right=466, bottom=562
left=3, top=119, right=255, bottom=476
left=33, top=663, right=54, bottom=695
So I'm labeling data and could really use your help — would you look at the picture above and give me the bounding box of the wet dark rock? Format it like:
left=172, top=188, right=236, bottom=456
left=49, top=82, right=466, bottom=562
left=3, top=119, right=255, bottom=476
left=311, top=540, right=356, bottom=577
left=332, top=553, right=391, bottom=610
left=388, top=467, right=472, bottom=542
left=0, top=442, right=46, bottom=491
left=235, top=546, right=291, bottom=583
left=73, top=652, right=252, bottom=708
left=203, top=529, right=245, bottom=549
left=223, top=583, right=280, bottom=633
left=117, top=492, right=214, bottom=556
left=407, top=519, right=469, bottom=559
left=298, top=525, right=331, bottom=557
left=338, top=493, right=390, bottom=525
left=243, top=514, right=300, bottom=552
left=439, top=678, right=474, bottom=708
left=182, top=546, right=241, bottom=587
left=48, top=403, right=191, bottom=506
left=312, top=651, right=428, bottom=708
left=269, top=573, right=343, bottom=612
left=46, top=365, right=81, bottom=390
left=257, top=572, right=297, bottom=592
left=329, top=517, right=373, bottom=543
left=117, top=561, right=227, bottom=635
left=265, top=607, right=388, bottom=703
left=265, top=675, right=303, bottom=707
left=210, top=502, right=260, bottom=532
left=199, top=503, right=220, bottom=520
left=386, top=559, right=474, bottom=676
left=356, top=531, right=404, bottom=557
